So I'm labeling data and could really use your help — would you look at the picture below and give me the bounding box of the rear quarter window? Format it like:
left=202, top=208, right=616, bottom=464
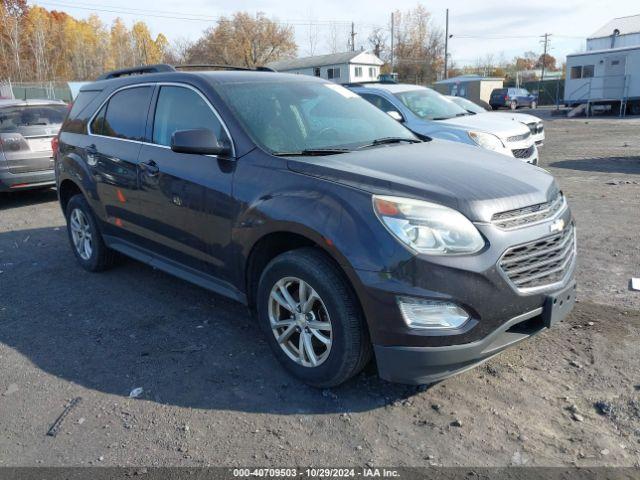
left=62, top=90, right=101, bottom=134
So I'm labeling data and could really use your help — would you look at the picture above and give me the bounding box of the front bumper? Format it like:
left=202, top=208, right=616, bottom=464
left=0, top=168, right=55, bottom=192
left=375, top=280, right=576, bottom=384
left=349, top=206, right=576, bottom=384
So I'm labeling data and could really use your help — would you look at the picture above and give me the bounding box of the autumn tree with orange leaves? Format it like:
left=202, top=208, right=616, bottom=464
left=0, top=0, right=169, bottom=81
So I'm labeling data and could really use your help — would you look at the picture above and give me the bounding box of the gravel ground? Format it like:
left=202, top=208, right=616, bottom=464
left=0, top=117, right=639, bottom=467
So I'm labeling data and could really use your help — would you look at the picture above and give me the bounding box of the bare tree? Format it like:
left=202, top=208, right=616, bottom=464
left=392, top=5, right=444, bottom=84
left=368, top=27, right=387, bottom=60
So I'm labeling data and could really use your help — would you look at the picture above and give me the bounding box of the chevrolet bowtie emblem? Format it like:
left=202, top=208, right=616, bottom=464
left=550, top=218, right=565, bottom=233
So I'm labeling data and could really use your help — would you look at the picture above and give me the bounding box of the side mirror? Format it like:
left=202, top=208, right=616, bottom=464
left=387, top=110, right=404, bottom=122
left=170, top=129, right=232, bottom=156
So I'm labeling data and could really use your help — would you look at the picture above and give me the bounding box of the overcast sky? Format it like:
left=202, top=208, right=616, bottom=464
left=31, top=0, right=639, bottom=65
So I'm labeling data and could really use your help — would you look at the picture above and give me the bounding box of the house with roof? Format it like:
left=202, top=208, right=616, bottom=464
left=587, top=14, right=640, bottom=51
left=564, top=14, right=640, bottom=115
left=267, top=51, right=384, bottom=84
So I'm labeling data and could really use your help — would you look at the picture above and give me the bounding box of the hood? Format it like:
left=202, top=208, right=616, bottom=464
left=439, top=113, right=530, bottom=140
left=490, top=112, right=542, bottom=124
left=286, top=140, right=558, bottom=223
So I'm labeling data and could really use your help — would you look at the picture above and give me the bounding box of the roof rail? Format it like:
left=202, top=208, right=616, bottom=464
left=175, top=64, right=276, bottom=72
left=97, top=64, right=176, bottom=80
left=96, top=63, right=276, bottom=81
left=343, top=80, right=398, bottom=87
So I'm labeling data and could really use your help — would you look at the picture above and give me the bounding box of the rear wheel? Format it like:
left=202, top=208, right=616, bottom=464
left=257, top=248, right=371, bottom=387
left=65, top=194, right=116, bottom=272
left=510, top=100, right=518, bottom=110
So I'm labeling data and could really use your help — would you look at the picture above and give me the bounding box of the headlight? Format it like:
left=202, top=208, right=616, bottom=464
left=373, top=195, right=485, bottom=255
left=468, top=131, right=505, bottom=152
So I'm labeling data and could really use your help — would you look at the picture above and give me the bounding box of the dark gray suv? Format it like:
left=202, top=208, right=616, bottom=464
left=0, top=99, right=67, bottom=192
left=55, top=65, right=576, bottom=387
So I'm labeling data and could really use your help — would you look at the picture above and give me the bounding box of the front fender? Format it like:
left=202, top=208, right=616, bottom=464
left=232, top=176, right=410, bottom=286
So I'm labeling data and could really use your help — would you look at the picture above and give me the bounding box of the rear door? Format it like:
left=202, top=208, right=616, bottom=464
left=135, top=84, right=236, bottom=279
left=88, top=85, right=153, bottom=242
left=0, top=103, right=67, bottom=174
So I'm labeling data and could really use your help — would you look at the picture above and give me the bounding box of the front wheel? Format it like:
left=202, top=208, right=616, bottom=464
left=257, top=248, right=371, bottom=387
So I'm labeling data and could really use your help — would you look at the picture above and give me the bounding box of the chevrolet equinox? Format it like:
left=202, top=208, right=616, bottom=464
left=55, top=65, right=577, bottom=387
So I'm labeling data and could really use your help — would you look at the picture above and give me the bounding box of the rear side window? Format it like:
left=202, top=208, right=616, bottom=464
left=152, top=86, right=228, bottom=147
left=94, top=86, right=152, bottom=141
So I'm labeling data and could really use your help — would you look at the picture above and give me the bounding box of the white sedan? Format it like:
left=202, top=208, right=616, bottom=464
left=447, top=95, right=545, bottom=147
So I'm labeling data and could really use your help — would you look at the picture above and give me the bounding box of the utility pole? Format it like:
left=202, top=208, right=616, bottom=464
left=444, top=8, right=449, bottom=79
left=390, top=12, right=394, bottom=73
left=538, top=33, right=551, bottom=102
left=350, top=22, right=356, bottom=51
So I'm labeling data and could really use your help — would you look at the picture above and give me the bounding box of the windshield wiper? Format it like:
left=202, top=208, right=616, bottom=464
left=357, top=137, right=421, bottom=150
left=272, top=148, right=350, bottom=156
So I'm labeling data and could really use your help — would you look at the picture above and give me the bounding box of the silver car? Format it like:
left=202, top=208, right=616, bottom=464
left=447, top=95, right=545, bottom=147
left=348, top=83, right=540, bottom=165
left=0, top=99, right=67, bottom=192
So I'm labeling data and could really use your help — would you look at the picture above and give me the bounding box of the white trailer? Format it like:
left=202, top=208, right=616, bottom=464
left=564, top=45, right=640, bottom=116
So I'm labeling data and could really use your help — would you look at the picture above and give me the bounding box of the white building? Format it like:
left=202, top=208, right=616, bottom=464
left=267, top=51, right=384, bottom=84
left=564, top=14, right=640, bottom=115
left=587, top=14, right=640, bottom=51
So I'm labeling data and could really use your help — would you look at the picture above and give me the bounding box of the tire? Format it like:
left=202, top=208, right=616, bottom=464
left=530, top=101, right=537, bottom=110
left=65, top=194, right=116, bottom=272
left=510, top=100, right=518, bottom=110
left=257, top=247, right=371, bottom=387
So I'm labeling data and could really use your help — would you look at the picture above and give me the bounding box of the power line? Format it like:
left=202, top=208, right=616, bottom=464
left=32, top=0, right=385, bottom=28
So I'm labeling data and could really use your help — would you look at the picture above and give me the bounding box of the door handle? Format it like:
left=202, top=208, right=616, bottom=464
left=140, top=159, right=160, bottom=176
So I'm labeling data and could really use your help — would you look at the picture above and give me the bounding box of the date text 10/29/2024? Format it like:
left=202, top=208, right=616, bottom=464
left=232, top=468, right=401, bottom=478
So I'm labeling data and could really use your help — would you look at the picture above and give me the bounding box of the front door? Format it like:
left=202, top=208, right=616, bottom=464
left=135, top=84, right=236, bottom=280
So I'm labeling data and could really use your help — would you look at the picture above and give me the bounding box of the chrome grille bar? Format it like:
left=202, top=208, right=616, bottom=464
left=492, top=193, right=566, bottom=230
left=499, top=224, right=576, bottom=292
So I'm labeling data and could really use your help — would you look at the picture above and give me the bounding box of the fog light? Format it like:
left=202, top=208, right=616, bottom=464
left=397, top=297, right=470, bottom=330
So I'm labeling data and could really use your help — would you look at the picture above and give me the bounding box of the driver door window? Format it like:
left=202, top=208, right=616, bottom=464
left=152, top=86, right=228, bottom=148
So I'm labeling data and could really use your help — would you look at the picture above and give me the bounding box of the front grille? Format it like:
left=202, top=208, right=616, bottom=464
left=507, top=131, right=531, bottom=143
left=511, top=145, right=536, bottom=158
left=492, top=192, right=566, bottom=230
left=512, top=145, right=535, bottom=159
left=499, top=223, right=576, bottom=292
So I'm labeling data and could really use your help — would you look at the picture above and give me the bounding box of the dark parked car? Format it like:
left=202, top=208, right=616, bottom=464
left=490, top=88, right=538, bottom=110
left=0, top=99, right=67, bottom=192
left=55, top=65, right=576, bottom=387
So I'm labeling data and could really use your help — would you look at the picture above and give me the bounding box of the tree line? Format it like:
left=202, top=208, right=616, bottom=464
left=0, top=0, right=170, bottom=82
left=1, top=0, right=557, bottom=86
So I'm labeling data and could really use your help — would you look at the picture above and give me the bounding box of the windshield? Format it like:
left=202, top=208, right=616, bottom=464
left=215, top=80, right=417, bottom=154
left=0, top=104, right=67, bottom=133
left=448, top=96, right=486, bottom=114
left=394, top=88, right=468, bottom=121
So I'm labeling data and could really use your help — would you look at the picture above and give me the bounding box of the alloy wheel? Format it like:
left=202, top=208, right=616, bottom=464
left=268, top=276, right=332, bottom=367
left=69, top=208, right=93, bottom=260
